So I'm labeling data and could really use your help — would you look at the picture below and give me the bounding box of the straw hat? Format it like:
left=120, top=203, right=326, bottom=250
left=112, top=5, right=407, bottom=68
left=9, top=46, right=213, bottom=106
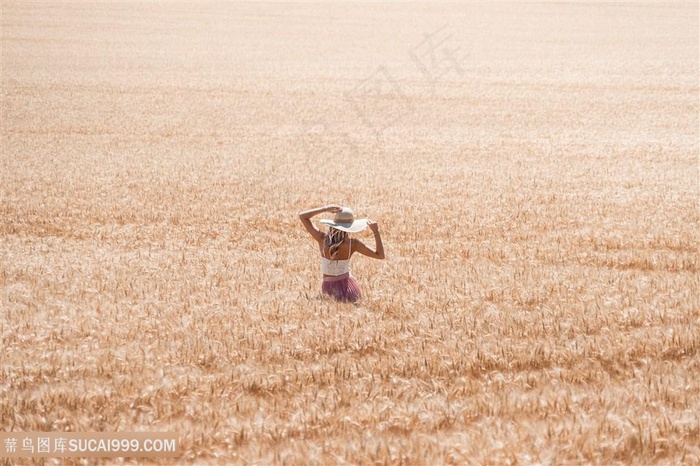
left=320, top=207, right=369, bottom=233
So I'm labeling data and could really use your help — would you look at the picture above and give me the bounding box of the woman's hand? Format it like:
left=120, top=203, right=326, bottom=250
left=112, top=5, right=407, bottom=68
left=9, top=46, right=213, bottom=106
left=300, top=205, right=340, bottom=219
left=359, top=220, right=384, bottom=259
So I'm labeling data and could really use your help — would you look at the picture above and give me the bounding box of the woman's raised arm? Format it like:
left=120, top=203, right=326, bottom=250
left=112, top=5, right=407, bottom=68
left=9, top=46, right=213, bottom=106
left=352, top=220, right=385, bottom=260
left=299, top=205, right=341, bottom=243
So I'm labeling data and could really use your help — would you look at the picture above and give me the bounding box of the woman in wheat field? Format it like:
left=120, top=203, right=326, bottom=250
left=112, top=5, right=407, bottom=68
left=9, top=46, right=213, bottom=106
left=299, top=205, right=385, bottom=302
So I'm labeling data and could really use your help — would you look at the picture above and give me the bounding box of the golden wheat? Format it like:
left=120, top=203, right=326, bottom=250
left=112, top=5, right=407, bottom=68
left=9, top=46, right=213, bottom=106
left=1, top=3, right=698, bottom=465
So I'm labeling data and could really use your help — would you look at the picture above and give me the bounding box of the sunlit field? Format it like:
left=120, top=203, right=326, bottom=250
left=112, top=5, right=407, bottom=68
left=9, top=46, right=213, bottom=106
left=1, top=3, right=698, bottom=464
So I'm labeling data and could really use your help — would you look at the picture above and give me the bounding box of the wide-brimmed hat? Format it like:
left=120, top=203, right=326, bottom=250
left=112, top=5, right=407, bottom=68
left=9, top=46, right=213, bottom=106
left=320, top=207, right=369, bottom=233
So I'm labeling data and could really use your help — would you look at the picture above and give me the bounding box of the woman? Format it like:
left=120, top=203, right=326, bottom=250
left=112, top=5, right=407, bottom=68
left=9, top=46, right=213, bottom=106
left=299, top=205, right=385, bottom=302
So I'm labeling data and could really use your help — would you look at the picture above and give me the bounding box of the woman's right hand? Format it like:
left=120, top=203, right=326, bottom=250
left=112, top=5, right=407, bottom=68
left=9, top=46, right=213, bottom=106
left=368, top=220, right=380, bottom=233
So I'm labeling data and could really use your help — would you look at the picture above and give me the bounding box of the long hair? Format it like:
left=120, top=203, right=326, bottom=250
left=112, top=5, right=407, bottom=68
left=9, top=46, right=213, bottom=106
left=324, top=227, right=347, bottom=259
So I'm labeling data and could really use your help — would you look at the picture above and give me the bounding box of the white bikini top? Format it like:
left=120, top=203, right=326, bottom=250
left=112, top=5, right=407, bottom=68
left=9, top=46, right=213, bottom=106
left=321, top=239, right=351, bottom=276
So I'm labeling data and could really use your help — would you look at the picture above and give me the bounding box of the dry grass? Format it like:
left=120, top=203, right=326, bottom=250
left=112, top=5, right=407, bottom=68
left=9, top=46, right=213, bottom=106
left=1, top=2, right=699, bottom=465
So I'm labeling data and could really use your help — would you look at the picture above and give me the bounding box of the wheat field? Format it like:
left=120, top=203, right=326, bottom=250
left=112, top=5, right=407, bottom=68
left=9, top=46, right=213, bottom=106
left=1, top=2, right=699, bottom=465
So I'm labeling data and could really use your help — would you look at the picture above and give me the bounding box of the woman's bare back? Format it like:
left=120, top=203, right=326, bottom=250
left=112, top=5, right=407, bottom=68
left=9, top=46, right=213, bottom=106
left=319, top=235, right=352, bottom=260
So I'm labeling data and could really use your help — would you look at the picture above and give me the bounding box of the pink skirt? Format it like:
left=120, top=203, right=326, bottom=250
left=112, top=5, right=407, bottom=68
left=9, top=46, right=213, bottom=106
left=322, top=273, right=361, bottom=303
